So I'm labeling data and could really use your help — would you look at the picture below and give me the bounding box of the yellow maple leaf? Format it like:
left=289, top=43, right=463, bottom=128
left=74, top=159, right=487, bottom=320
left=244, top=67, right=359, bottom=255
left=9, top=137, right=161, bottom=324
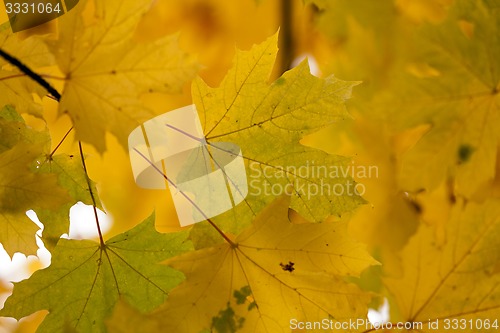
left=151, top=196, right=377, bottom=332
left=0, top=210, right=38, bottom=259
left=385, top=0, right=500, bottom=196
left=191, top=33, right=364, bottom=235
left=384, top=199, right=500, bottom=331
left=48, top=0, right=198, bottom=152
left=0, top=22, right=52, bottom=116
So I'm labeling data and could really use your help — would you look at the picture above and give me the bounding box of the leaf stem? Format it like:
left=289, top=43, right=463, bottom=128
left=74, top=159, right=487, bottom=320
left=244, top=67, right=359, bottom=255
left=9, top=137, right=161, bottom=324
left=79, top=142, right=105, bottom=247
left=49, top=126, right=74, bottom=158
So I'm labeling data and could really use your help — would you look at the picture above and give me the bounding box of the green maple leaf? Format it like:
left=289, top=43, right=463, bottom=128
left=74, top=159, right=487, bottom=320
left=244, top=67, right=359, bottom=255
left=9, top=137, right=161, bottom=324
left=0, top=144, right=61, bottom=256
left=0, top=105, right=100, bottom=254
left=0, top=106, right=70, bottom=256
left=0, top=104, right=103, bottom=253
left=190, top=33, right=364, bottom=237
left=0, top=214, right=193, bottom=333
left=0, top=105, right=49, bottom=154
left=36, top=153, right=102, bottom=249
left=150, top=196, right=377, bottom=332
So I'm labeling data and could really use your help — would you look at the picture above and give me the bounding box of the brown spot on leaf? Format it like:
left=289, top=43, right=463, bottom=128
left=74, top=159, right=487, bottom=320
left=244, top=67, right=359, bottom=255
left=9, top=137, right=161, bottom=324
left=280, top=261, right=295, bottom=272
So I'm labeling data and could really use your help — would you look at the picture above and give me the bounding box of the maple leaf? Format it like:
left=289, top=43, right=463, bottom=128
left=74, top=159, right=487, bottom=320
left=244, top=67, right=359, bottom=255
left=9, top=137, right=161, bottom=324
left=191, top=33, right=364, bottom=235
left=320, top=118, right=421, bottom=253
left=386, top=0, right=500, bottom=196
left=0, top=106, right=70, bottom=256
left=0, top=104, right=86, bottom=255
left=48, top=0, right=198, bottom=152
left=384, top=199, right=500, bottom=331
left=0, top=103, right=103, bottom=252
left=0, top=209, right=39, bottom=259
left=0, top=22, right=52, bottom=117
left=0, top=164, right=58, bottom=254
left=150, top=196, right=377, bottom=332
left=0, top=214, right=193, bottom=333
left=0, top=105, right=49, bottom=154
left=35, top=153, right=102, bottom=249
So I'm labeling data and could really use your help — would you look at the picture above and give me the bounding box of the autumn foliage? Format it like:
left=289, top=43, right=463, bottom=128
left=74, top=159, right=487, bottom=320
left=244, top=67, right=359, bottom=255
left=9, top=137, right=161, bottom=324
left=1, top=0, right=500, bottom=332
